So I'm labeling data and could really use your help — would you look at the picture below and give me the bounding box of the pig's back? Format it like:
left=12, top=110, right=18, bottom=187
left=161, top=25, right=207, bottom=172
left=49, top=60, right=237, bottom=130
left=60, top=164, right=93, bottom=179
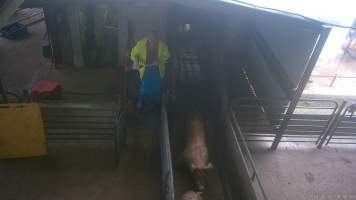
left=185, top=113, right=209, bottom=168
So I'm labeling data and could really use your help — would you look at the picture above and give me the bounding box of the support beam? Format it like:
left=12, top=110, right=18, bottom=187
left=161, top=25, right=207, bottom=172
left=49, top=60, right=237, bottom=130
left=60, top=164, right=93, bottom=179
left=23, top=0, right=167, bottom=8
left=271, top=27, right=331, bottom=150
left=117, top=5, right=129, bottom=67
left=67, top=6, right=84, bottom=67
left=43, top=6, right=63, bottom=65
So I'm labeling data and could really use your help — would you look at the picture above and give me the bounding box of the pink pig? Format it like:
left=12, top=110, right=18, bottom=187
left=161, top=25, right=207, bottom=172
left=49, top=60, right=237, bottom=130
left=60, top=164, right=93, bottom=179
left=184, top=111, right=213, bottom=190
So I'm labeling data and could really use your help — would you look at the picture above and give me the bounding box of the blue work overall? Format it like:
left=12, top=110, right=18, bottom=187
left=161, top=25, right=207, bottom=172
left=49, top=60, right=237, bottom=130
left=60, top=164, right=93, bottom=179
left=137, top=64, right=161, bottom=109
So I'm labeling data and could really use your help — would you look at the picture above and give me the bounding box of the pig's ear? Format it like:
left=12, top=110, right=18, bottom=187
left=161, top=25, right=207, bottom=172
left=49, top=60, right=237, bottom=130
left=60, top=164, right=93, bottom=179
left=206, top=163, right=213, bottom=169
left=191, top=164, right=197, bottom=170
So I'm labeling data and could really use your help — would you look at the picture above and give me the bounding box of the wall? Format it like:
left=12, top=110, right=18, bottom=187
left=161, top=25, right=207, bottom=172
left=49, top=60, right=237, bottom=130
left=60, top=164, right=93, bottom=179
left=218, top=4, right=326, bottom=101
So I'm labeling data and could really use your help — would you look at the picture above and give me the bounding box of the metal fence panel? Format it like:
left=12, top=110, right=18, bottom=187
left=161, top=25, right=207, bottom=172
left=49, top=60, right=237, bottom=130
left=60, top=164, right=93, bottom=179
left=324, top=102, right=356, bottom=145
left=160, top=103, right=175, bottom=200
left=227, top=107, right=268, bottom=200
left=40, top=96, right=125, bottom=162
left=231, top=98, right=339, bottom=146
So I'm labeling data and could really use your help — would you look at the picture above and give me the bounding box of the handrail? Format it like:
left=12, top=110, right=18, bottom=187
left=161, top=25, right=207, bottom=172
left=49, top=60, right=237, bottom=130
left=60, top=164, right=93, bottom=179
left=310, top=75, right=356, bottom=87
left=271, top=27, right=331, bottom=149
left=323, top=101, right=356, bottom=145
left=113, top=95, right=125, bottom=164
left=161, top=103, right=175, bottom=200
left=231, top=97, right=339, bottom=109
left=0, top=79, right=8, bottom=103
left=228, top=107, right=268, bottom=200
left=231, top=97, right=340, bottom=145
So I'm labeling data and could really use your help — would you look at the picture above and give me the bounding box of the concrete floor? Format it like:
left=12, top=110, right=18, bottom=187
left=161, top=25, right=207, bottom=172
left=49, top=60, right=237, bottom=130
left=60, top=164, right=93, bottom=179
left=0, top=133, right=161, bottom=200
left=305, top=48, right=356, bottom=96
left=0, top=21, right=137, bottom=200
left=0, top=21, right=120, bottom=100
left=252, top=143, right=356, bottom=200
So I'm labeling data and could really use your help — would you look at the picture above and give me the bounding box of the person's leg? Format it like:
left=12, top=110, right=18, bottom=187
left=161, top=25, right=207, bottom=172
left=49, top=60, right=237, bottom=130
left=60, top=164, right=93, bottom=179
left=127, top=70, right=140, bottom=102
left=140, top=103, right=161, bottom=168
left=137, top=79, right=145, bottom=109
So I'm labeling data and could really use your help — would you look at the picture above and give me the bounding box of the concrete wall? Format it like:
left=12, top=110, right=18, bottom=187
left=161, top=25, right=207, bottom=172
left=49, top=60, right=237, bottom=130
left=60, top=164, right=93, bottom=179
left=217, top=5, right=325, bottom=100
left=254, top=13, right=321, bottom=88
left=0, top=0, right=24, bottom=27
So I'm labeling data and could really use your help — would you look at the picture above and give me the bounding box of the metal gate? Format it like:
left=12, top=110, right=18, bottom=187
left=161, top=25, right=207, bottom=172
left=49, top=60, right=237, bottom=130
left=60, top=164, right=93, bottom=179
left=230, top=97, right=340, bottom=146
left=221, top=105, right=268, bottom=200
left=324, top=102, right=356, bottom=145
left=40, top=95, right=126, bottom=162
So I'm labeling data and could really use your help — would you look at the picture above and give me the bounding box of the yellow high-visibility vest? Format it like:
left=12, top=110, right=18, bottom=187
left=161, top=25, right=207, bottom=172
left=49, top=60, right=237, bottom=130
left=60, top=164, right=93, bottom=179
left=130, top=37, right=170, bottom=79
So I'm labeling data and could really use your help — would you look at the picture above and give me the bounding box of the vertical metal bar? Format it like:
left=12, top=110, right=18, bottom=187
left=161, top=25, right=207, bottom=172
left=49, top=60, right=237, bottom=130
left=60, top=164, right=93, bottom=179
left=43, top=6, right=64, bottom=65
left=325, top=105, right=348, bottom=145
left=271, top=27, right=331, bottom=150
left=161, top=103, right=174, bottom=200
left=113, top=114, right=119, bottom=164
left=229, top=108, right=268, bottom=200
left=316, top=100, right=339, bottom=144
left=317, top=100, right=346, bottom=148
left=84, top=4, right=95, bottom=60
left=0, top=79, right=8, bottom=103
left=329, top=75, right=337, bottom=87
left=112, top=96, right=122, bottom=165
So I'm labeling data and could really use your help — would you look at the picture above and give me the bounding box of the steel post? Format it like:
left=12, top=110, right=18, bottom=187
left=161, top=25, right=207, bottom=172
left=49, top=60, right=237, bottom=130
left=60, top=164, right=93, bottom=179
left=0, top=79, right=8, bottom=103
left=317, top=100, right=346, bottom=148
left=325, top=104, right=348, bottom=145
left=271, top=27, right=331, bottom=150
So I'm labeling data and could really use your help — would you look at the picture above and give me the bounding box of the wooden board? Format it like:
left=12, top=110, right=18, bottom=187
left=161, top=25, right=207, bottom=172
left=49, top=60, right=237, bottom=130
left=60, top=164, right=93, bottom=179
left=0, top=103, right=47, bottom=158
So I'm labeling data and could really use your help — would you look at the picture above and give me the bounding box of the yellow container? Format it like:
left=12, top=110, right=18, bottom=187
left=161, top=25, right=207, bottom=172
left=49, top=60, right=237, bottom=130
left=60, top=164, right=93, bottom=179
left=0, top=103, right=47, bottom=158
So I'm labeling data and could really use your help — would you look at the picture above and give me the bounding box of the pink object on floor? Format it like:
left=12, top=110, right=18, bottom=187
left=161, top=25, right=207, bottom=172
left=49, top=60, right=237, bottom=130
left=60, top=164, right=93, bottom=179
left=31, top=80, right=61, bottom=101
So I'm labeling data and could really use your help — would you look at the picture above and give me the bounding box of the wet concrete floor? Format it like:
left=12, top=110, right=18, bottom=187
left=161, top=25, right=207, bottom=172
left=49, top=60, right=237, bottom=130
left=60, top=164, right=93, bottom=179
left=0, top=128, right=161, bottom=200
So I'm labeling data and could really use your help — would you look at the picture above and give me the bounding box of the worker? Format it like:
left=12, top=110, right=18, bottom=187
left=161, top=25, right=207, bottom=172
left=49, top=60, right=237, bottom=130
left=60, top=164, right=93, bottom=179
left=130, top=31, right=170, bottom=109
left=129, top=31, right=170, bottom=162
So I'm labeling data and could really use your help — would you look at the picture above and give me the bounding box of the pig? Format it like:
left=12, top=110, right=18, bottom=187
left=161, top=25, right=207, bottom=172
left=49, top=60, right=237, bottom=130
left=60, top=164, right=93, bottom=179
left=184, top=111, right=213, bottom=190
left=181, top=191, right=203, bottom=200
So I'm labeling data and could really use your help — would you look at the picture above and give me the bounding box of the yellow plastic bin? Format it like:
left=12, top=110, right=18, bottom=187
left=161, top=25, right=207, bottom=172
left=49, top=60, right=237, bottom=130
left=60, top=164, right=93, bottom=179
left=0, top=103, right=47, bottom=158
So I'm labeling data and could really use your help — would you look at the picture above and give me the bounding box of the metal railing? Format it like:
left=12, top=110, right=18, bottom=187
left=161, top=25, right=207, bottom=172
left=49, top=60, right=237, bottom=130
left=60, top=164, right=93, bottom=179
left=231, top=97, right=340, bottom=146
left=113, top=96, right=127, bottom=164
left=310, top=75, right=356, bottom=88
left=227, top=106, right=268, bottom=200
left=160, top=103, right=175, bottom=200
left=324, top=102, right=356, bottom=145
left=40, top=95, right=124, bottom=162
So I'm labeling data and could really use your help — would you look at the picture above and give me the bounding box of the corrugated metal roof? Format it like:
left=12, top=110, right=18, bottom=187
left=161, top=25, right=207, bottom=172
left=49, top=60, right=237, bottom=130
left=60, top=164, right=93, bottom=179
left=220, top=0, right=355, bottom=28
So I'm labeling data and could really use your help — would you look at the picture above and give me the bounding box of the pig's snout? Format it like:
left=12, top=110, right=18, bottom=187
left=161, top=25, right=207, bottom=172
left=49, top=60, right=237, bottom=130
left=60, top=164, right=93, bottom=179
left=181, top=191, right=203, bottom=200
left=191, top=162, right=213, bottom=191
left=205, top=163, right=213, bottom=169
left=198, top=183, right=205, bottom=191
left=190, top=163, right=213, bottom=171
